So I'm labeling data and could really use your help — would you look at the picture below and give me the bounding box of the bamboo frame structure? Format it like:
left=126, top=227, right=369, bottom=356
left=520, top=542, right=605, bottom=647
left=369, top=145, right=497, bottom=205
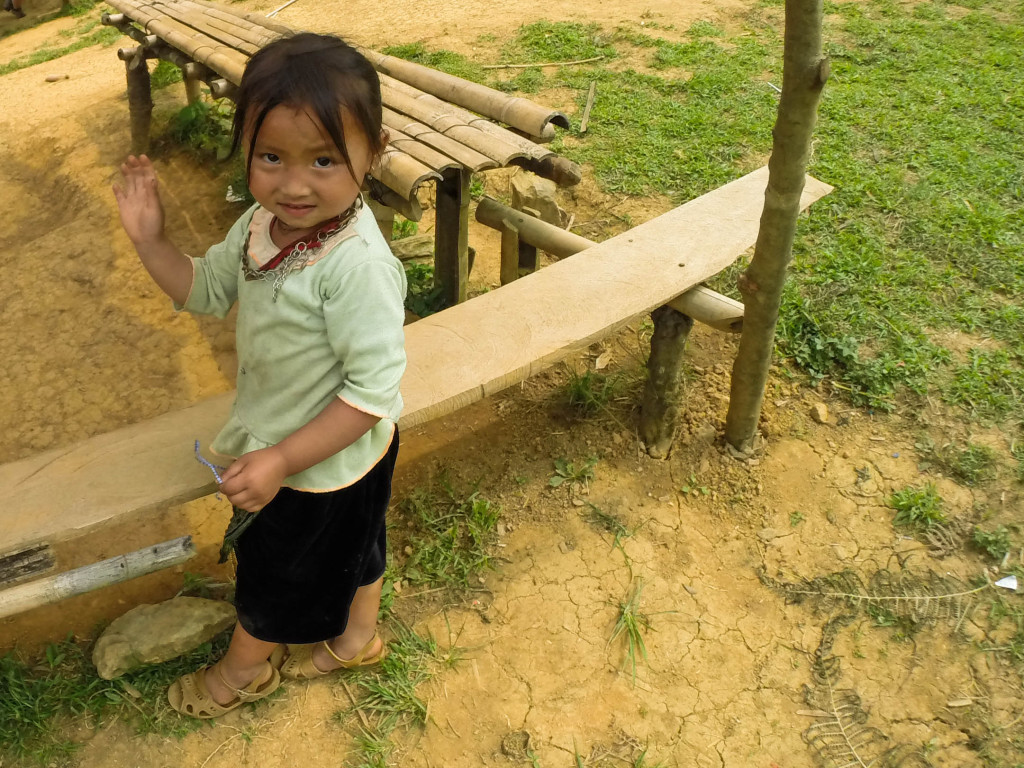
left=101, top=0, right=581, bottom=304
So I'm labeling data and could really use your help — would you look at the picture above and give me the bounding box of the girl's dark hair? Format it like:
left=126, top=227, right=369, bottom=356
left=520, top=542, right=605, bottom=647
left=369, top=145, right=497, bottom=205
left=230, top=33, right=386, bottom=182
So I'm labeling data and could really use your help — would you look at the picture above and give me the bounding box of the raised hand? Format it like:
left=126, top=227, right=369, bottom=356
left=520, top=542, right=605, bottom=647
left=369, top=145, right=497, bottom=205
left=113, top=154, right=166, bottom=246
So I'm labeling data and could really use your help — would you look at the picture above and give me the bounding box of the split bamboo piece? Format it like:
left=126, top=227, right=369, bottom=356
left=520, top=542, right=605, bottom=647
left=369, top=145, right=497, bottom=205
left=0, top=538, right=196, bottom=620
left=382, top=107, right=496, bottom=172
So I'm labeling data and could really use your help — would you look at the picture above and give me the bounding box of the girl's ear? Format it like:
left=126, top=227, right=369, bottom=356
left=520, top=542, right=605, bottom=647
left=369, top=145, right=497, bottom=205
left=379, top=128, right=390, bottom=151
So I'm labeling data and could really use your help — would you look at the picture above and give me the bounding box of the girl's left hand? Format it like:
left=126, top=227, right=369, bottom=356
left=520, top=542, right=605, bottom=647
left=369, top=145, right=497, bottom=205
left=219, top=448, right=289, bottom=512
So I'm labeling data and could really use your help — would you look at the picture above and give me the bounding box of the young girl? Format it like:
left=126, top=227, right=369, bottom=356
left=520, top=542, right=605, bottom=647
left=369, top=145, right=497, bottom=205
left=113, top=33, right=407, bottom=719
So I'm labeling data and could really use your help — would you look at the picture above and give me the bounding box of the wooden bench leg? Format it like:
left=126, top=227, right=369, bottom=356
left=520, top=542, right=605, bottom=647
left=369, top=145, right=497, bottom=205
left=182, top=62, right=204, bottom=106
left=434, top=167, right=471, bottom=305
left=640, top=305, right=694, bottom=459
left=125, top=53, right=153, bottom=156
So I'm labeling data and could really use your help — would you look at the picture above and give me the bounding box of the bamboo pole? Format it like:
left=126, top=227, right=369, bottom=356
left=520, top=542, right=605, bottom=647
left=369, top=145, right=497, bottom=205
left=476, top=196, right=592, bottom=258
left=382, top=107, right=496, bottom=172
left=359, top=46, right=569, bottom=139
left=384, top=125, right=462, bottom=174
left=0, top=537, right=196, bottom=620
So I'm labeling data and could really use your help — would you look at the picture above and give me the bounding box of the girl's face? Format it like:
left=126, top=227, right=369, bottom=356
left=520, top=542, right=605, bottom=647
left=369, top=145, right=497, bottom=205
left=246, top=104, right=374, bottom=240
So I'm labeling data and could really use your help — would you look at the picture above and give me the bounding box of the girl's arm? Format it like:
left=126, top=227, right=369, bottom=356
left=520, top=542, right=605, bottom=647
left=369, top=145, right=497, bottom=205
left=218, top=399, right=381, bottom=512
left=113, top=155, right=193, bottom=305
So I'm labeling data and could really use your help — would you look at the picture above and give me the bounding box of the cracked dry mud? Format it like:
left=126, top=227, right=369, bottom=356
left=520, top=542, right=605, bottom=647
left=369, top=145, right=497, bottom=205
left=2, top=0, right=1022, bottom=766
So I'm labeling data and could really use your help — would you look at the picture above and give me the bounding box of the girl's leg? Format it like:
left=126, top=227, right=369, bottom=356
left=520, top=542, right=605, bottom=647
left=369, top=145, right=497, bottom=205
left=205, top=622, right=278, bottom=705
left=310, top=576, right=384, bottom=672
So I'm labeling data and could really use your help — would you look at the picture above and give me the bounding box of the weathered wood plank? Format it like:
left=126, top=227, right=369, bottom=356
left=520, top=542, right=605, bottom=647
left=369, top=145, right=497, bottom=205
left=0, top=167, right=831, bottom=554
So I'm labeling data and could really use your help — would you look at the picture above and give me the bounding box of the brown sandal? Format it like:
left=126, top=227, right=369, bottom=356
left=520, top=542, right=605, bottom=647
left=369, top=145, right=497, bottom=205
left=167, top=662, right=281, bottom=719
left=279, top=631, right=386, bottom=680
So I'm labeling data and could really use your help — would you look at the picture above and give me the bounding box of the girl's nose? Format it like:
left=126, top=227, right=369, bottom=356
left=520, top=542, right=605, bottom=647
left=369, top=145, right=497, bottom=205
left=279, top=170, right=312, bottom=196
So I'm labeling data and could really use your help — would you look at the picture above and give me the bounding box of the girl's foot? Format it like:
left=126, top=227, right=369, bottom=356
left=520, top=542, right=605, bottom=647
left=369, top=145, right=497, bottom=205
left=205, top=660, right=275, bottom=706
left=278, top=631, right=385, bottom=680
left=310, top=631, right=384, bottom=674
left=167, top=661, right=280, bottom=719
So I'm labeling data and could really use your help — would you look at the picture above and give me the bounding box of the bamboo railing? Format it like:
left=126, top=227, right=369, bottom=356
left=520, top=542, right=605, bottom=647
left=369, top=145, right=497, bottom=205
left=102, top=0, right=580, bottom=208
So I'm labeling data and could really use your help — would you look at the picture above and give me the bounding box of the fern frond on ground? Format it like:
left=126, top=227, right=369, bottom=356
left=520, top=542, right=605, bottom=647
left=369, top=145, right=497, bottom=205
left=803, top=622, right=934, bottom=768
left=769, top=568, right=987, bottom=630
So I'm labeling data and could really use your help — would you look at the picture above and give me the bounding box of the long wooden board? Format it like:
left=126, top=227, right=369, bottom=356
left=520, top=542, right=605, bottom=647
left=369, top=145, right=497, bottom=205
left=0, top=167, right=831, bottom=553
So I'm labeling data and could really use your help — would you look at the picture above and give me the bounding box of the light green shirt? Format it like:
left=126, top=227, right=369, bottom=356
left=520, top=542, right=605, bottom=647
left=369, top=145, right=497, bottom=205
left=182, top=201, right=407, bottom=490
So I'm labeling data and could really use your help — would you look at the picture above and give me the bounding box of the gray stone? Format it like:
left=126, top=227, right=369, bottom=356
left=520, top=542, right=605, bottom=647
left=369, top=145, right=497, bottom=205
left=92, top=596, right=236, bottom=679
left=389, top=234, right=434, bottom=261
left=510, top=172, right=564, bottom=227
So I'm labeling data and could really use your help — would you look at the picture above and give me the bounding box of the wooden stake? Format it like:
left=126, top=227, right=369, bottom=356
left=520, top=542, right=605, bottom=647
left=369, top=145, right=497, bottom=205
left=499, top=219, right=520, bottom=286
left=639, top=306, right=694, bottom=459
left=125, top=50, right=153, bottom=156
left=434, top=168, right=471, bottom=305
left=579, top=81, right=596, bottom=134
left=0, top=537, right=196, bottom=620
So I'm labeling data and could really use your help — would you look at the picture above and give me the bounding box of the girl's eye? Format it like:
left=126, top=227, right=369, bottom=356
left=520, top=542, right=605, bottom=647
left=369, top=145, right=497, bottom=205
left=262, top=153, right=280, bottom=164
left=313, top=157, right=333, bottom=168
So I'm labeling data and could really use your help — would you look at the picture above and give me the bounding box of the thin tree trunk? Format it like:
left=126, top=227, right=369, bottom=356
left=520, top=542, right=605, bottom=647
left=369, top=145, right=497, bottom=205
left=724, top=0, right=828, bottom=454
left=640, top=306, right=694, bottom=459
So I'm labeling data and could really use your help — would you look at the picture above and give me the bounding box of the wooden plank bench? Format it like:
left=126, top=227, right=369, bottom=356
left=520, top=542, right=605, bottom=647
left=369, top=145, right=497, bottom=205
left=99, top=0, right=582, bottom=305
left=0, top=167, right=831, bottom=578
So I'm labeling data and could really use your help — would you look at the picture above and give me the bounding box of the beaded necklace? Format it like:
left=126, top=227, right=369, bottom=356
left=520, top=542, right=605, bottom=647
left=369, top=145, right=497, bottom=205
left=241, top=197, right=362, bottom=301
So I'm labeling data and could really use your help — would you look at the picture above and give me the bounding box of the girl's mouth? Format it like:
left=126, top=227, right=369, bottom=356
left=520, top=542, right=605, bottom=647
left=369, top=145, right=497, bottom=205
left=279, top=203, right=315, bottom=216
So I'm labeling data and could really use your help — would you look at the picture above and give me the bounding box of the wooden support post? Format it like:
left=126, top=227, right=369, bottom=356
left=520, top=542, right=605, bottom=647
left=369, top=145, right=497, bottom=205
left=518, top=236, right=538, bottom=276
left=434, top=168, right=471, bottom=305
left=639, top=305, right=694, bottom=459
left=0, top=537, right=196, bottom=620
left=367, top=197, right=396, bottom=242
left=499, top=219, right=520, bottom=286
left=124, top=51, right=153, bottom=157
left=182, top=62, right=204, bottom=105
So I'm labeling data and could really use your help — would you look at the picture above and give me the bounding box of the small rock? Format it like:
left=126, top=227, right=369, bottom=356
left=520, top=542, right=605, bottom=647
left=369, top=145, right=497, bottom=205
left=810, top=403, right=829, bottom=424
left=497, top=523, right=506, bottom=536
left=92, top=597, right=235, bottom=679
left=571, top=498, right=585, bottom=507
left=403, top=545, right=413, bottom=556
left=757, top=527, right=780, bottom=542
left=393, top=580, right=403, bottom=594
left=558, top=541, right=571, bottom=554
left=511, top=173, right=564, bottom=227
left=684, top=585, right=698, bottom=595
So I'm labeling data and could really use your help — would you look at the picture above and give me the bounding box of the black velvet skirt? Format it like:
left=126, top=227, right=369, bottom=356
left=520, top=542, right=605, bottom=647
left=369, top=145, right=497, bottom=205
left=233, top=429, right=399, bottom=644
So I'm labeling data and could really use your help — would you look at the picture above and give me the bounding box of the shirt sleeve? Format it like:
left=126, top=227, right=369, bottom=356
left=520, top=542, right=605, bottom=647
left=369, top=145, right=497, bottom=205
left=178, top=206, right=256, bottom=318
left=323, top=257, right=408, bottom=419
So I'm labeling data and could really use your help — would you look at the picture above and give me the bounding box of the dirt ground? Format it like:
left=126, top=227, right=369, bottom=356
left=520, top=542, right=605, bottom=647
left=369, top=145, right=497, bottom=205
left=1, top=0, right=1022, bottom=766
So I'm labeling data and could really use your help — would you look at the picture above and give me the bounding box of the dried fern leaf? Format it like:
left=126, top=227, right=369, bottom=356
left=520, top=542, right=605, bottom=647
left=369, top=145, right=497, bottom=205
left=923, top=518, right=971, bottom=558
left=773, top=568, right=987, bottom=630
left=802, top=624, right=936, bottom=768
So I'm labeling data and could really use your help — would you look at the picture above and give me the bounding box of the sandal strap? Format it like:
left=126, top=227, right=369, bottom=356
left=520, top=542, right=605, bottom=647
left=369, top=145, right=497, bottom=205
left=213, top=662, right=274, bottom=701
left=322, top=631, right=379, bottom=667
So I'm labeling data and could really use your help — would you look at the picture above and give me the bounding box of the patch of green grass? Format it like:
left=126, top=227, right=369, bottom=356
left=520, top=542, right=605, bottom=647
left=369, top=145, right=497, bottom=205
left=403, top=262, right=445, bottom=317
left=584, top=502, right=634, bottom=569
left=61, top=0, right=102, bottom=16
left=564, top=367, right=621, bottom=415
left=0, top=626, right=232, bottom=766
left=549, top=455, right=598, bottom=493
left=608, top=580, right=652, bottom=684
left=150, top=59, right=182, bottom=89
left=500, top=21, right=618, bottom=63
left=790, top=510, right=806, bottom=527
left=890, top=483, right=946, bottom=529
left=972, top=525, right=1013, bottom=561
left=0, top=25, right=121, bottom=77
left=168, top=99, right=234, bottom=158
left=679, top=473, right=709, bottom=497
left=917, top=437, right=997, bottom=486
left=1014, top=440, right=1024, bottom=483
left=397, top=474, right=500, bottom=592
left=340, top=622, right=454, bottom=767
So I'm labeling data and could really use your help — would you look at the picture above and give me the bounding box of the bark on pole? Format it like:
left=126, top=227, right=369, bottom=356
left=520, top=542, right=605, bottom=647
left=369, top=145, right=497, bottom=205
left=641, top=306, right=695, bottom=458
left=724, top=0, right=828, bottom=454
